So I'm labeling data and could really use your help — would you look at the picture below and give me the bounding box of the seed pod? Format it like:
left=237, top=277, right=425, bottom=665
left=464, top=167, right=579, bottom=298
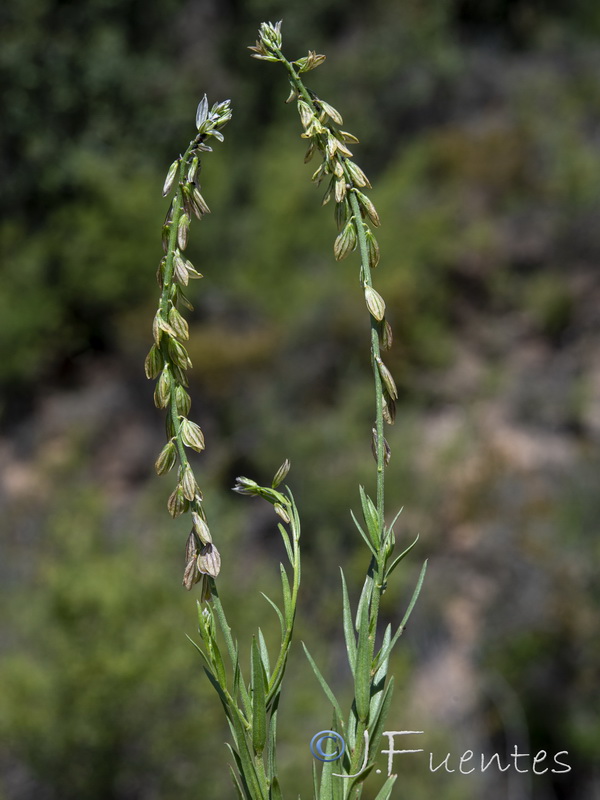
left=334, top=221, right=357, bottom=261
left=192, top=511, right=212, bottom=544
left=180, top=418, right=205, bottom=452
left=365, top=286, right=386, bottom=321
left=192, top=186, right=211, bottom=216
left=155, top=440, right=177, bottom=475
left=144, top=345, right=163, bottom=379
left=168, top=306, right=189, bottom=341
left=181, top=466, right=197, bottom=501
left=162, top=159, right=179, bottom=197
left=271, top=458, right=291, bottom=488
left=177, top=213, right=190, bottom=250
left=167, top=485, right=188, bottom=518
left=285, top=86, right=298, bottom=104
left=376, top=356, right=398, bottom=400
left=174, top=385, right=191, bottom=416
left=197, top=543, right=221, bottom=577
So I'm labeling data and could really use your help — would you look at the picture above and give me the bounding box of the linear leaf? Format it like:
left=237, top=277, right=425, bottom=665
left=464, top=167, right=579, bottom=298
left=301, top=643, right=345, bottom=732
left=340, top=568, right=356, bottom=675
left=280, top=563, right=292, bottom=621
left=228, top=762, right=248, bottom=800
left=270, top=775, right=283, bottom=800
left=278, top=522, right=294, bottom=565
left=359, top=485, right=380, bottom=546
left=350, top=510, right=378, bottom=558
left=251, top=637, right=267, bottom=756
left=354, top=572, right=373, bottom=633
left=258, top=628, right=271, bottom=680
left=385, top=534, right=419, bottom=580
left=399, top=559, right=428, bottom=630
left=354, top=591, right=372, bottom=722
left=261, top=592, right=285, bottom=640
left=373, top=774, right=397, bottom=800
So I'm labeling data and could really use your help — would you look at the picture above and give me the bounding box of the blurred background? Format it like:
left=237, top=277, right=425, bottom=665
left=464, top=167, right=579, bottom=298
left=1, top=0, right=600, bottom=798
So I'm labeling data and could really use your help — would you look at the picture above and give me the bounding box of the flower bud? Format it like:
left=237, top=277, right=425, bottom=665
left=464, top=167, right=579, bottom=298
left=365, top=229, right=380, bottom=268
left=155, top=440, right=176, bottom=475
left=168, top=338, right=192, bottom=370
left=364, top=286, right=386, bottom=321
left=355, top=190, right=380, bottom=227
left=180, top=418, right=205, bottom=452
left=334, top=221, right=357, bottom=261
left=167, top=485, right=188, bottom=518
left=192, top=512, right=212, bottom=544
left=183, top=554, right=200, bottom=590
left=271, top=458, right=291, bottom=488
left=162, top=159, right=179, bottom=197
left=168, top=306, right=189, bottom=341
left=177, top=213, right=190, bottom=250
left=181, top=466, right=197, bottom=501
left=174, top=385, right=191, bottom=416
left=196, top=94, right=209, bottom=130
left=274, top=503, right=291, bottom=524
left=382, top=320, right=393, bottom=350
left=232, top=476, right=259, bottom=495
left=346, top=160, right=371, bottom=188
left=144, top=345, right=163, bottom=379
left=197, top=543, right=221, bottom=577
left=154, top=366, right=171, bottom=409
left=376, top=356, right=398, bottom=400
left=319, top=99, right=343, bottom=125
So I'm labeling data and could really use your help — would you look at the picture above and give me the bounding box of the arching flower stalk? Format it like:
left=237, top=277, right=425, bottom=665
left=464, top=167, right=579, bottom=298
left=146, top=96, right=232, bottom=601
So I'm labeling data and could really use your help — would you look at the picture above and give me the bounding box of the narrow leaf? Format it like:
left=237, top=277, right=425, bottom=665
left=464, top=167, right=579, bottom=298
left=386, top=534, right=419, bottom=580
left=261, top=592, right=285, bottom=639
left=350, top=510, right=378, bottom=558
left=373, top=774, right=397, bottom=800
left=340, top=569, right=357, bottom=675
left=354, top=591, right=372, bottom=723
left=251, top=637, right=267, bottom=756
left=301, top=643, right=345, bottom=731
left=257, top=628, right=271, bottom=680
